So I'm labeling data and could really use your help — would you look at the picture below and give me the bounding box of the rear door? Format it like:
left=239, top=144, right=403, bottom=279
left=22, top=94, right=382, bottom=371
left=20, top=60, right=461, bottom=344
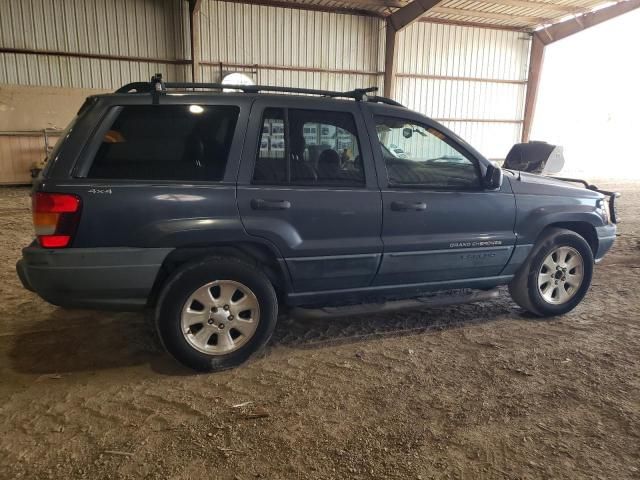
left=362, top=104, right=517, bottom=286
left=237, top=97, right=383, bottom=292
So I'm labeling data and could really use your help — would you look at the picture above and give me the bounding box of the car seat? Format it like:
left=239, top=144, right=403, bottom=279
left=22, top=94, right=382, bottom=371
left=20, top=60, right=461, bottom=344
left=317, top=149, right=342, bottom=181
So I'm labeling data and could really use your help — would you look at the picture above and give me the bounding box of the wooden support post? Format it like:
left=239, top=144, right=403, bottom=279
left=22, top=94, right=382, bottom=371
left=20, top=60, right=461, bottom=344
left=521, top=32, right=545, bottom=143
left=382, top=0, right=442, bottom=99
left=383, top=21, right=397, bottom=98
left=189, top=0, right=202, bottom=82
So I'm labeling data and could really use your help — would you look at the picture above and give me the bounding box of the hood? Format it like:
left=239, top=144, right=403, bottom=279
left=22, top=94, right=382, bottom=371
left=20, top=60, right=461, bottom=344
left=505, top=170, right=603, bottom=199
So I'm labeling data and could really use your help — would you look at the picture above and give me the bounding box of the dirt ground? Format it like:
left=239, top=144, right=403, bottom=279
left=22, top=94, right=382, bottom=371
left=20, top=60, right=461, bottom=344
left=0, top=181, right=638, bottom=480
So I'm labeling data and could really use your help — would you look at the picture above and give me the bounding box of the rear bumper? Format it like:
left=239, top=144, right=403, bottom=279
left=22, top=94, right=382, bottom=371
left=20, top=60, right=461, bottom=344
left=17, top=244, right=172, bottom=310
left=595, top=224, right=617, bottom=262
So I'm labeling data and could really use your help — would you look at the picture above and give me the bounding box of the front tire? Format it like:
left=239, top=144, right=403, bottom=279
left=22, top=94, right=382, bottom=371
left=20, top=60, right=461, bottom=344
left=509, top=228, right=594, bottom=317
left=155, top=256, right=278, bottom=372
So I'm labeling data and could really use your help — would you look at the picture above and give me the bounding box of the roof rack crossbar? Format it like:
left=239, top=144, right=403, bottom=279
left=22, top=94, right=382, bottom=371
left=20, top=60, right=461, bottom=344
left=162, top=82, right=378, bottom=101
left=368, top=96, right=404, bottom=107
left=115, top=74, right=404, bottom=107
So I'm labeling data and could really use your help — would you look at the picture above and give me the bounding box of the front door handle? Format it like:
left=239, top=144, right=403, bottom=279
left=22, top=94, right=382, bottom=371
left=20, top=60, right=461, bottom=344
left=251, top=198, right=291, bottom=210
left=391, top=201, right=427, bottom=212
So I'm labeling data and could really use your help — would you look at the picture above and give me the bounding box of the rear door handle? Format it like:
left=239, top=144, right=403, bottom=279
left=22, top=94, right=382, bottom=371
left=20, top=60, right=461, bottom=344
left=251, top=198, right=291, bottom=210
left=391, top=201, right=427, bottom=212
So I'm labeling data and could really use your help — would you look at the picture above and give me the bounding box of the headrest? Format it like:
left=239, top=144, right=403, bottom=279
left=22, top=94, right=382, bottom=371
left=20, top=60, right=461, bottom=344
left=318, top=149, right=340, bottom=167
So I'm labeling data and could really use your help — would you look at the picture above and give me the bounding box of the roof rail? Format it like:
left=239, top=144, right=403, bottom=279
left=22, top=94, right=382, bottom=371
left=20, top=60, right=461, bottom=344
left=115, top=73, right=404, bottom=107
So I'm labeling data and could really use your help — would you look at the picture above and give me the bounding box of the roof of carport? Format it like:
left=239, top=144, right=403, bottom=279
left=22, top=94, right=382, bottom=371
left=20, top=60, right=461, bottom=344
left=229, top=0, right=628, bottom=31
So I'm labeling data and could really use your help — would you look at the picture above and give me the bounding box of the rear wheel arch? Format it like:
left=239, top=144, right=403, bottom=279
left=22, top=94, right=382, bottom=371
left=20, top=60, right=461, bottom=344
left=155, top=255, right=279, bottom=371
left=147, top=242, right=289, bottom=307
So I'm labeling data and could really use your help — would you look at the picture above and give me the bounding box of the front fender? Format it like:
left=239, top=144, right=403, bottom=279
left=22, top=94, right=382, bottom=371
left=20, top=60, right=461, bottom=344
left=514, top=194, right=604, bottom=245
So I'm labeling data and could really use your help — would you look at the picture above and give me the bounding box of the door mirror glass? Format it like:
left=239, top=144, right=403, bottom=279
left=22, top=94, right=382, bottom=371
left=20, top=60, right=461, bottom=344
left=484, top=164, right=503, bottom=190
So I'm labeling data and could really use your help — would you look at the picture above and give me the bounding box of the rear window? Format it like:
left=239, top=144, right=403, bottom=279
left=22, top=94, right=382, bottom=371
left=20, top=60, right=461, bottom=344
left=87, top=105, right=239, bottom=181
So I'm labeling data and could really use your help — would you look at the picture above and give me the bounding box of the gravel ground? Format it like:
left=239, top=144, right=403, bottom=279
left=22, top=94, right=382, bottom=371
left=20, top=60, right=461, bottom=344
left=0, top=182, right=638, bottom=480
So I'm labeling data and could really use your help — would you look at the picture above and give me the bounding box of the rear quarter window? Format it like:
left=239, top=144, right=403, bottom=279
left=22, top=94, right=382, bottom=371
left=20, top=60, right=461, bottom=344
left=87, top=105, right=239, bottom=181
left=42, top=117, right=78, bottom=177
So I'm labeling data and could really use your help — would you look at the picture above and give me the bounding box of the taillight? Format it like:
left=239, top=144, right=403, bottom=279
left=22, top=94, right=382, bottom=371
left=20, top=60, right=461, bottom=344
left=33, top=192, right=81, bottom=248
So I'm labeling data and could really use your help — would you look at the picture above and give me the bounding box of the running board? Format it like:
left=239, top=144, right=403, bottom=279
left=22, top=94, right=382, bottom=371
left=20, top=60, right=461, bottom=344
left=290, top=288, right=500, bottom=319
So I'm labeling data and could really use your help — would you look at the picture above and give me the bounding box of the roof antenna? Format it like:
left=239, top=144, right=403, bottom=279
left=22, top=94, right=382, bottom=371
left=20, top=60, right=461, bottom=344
left=150, top=73, right=165, bottom=104
left=151, top=73, right=165, bottom=91
left=353, top=87, right=378, bottom=102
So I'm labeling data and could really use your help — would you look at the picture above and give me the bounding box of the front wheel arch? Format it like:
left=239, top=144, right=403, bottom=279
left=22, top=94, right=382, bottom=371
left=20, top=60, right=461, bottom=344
left=537, top=221, right=598, bottom=259
left=523, top=220, right=599, bottom=265
left=509, top=227, right=594, bottom=317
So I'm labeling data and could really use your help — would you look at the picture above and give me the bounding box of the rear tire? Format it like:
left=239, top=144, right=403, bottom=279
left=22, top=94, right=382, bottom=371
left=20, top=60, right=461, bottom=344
left=509, top=228, right=593, bottom=317
left=155, top=256, right=278, bottom=372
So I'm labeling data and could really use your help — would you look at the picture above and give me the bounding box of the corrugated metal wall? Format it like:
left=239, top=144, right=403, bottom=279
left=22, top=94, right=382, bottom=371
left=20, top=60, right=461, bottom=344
left=0, top=0, right=190, bottom=89
left=197, top=1, right=385, bottom=92
left=394, top=22, right=531, bottom=160
left=0, top=0, right=191, bottom=183
left=0, top=0, right=531, bottom=182
left=196, top=2, right=529, bottom=160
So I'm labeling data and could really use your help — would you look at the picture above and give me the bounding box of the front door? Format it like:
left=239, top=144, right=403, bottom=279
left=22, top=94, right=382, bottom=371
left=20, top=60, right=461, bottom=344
left=364, top=106, right=517, bottom=287
left=237, top=98, right=383, bottom=292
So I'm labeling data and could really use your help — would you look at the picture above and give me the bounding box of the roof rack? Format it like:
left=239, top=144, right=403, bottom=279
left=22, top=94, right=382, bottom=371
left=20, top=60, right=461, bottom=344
left=115, top=73, right=404, bottom=107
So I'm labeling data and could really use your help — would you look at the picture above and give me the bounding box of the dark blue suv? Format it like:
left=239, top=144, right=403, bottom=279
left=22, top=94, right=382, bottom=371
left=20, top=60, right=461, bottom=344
left=17, top=77, right=619, bottom=371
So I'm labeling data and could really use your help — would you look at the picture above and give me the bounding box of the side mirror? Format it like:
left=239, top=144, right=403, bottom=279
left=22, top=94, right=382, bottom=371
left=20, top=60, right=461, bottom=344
left=484, top=164, right=503, bottom=190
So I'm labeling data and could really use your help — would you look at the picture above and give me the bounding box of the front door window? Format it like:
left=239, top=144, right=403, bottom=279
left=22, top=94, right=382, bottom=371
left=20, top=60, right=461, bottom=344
left=375, top=116, right=481, bottom=190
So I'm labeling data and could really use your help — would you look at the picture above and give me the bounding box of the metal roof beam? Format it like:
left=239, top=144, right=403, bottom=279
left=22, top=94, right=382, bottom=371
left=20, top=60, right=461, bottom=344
left=325, top=0, right=583, bottom=16
left=190, top=0, right=202, bottom=14
left=537, top=0, right=640, bottom=44
left=328, top=0, right=406, bottom=8
left=388, top=0, right=441, bottom=31
left=211, top=0, right=385, bottom=17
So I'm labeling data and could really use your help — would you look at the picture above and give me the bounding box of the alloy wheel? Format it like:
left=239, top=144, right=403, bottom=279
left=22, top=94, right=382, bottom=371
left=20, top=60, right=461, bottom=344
left=180, top=280, right=260, bottom=355
left=537, top=246, right=585, bottom=305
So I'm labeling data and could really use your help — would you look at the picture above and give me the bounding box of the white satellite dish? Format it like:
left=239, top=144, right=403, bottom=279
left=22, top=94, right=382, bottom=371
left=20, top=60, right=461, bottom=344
left=221, top=72, right=255, bottom=92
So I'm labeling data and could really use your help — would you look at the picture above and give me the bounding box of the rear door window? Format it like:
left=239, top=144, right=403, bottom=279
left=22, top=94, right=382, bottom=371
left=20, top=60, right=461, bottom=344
left=253, top=108, right=287, bottom=183
left=253, top=108, right=365, bottom=187
left=87, top=105, right=239, bottom=181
